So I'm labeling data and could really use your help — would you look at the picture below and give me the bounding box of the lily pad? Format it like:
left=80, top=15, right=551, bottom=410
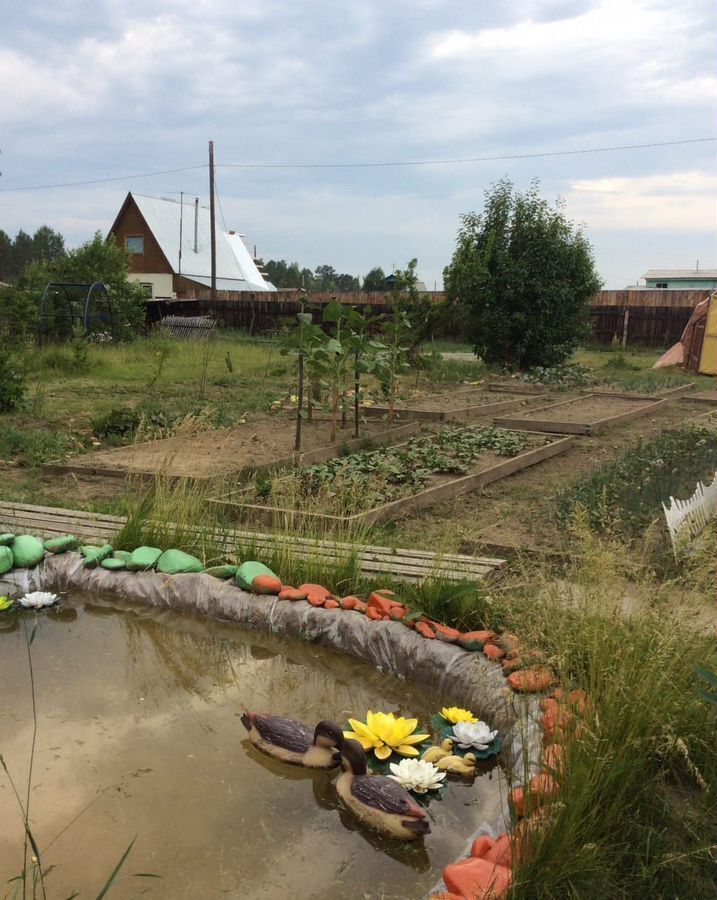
left=431, top=713, right=502, bottom=759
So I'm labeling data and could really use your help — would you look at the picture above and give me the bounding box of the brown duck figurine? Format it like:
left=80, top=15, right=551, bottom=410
left=336, top=739, right=431, bottom=840
left=241, top=713, right=343, bottom=769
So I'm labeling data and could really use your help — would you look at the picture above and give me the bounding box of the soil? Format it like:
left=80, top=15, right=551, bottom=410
left=506, top=394, right=657, bottom=425
left=389, top=387, right=544, bottom=414
left=386, top=398, right=703, bottom=554
left=46, top=414, right=416, bottom=479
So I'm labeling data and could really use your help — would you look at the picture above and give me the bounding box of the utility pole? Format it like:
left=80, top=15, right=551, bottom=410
left=209, top=140, right=217, bottom=310
left=178, top=190, right=184, bottom=278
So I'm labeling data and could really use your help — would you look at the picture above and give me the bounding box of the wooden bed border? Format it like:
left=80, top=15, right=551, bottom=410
left=493, top=394, right=666, bottom=435
left=42, top=421, right=420, bottom=483
left=213, top=433, right=575, bottom=529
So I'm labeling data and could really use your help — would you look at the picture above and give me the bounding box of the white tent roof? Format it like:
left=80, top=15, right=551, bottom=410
left=131, top=193, right=275, bottom=292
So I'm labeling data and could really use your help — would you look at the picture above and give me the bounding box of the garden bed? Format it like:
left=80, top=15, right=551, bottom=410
left=590, top=382, right=696, bottom=400
left=493, top=393, right=666, bottom=435
left=43, top=417, right=419, bottom=481
left=362, top=386, right=534, bottom=422
left=215, top=427, right=574, bottom=529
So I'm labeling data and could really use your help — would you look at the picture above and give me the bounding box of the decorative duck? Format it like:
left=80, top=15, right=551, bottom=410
left=241, top=713, right=343, bottom=769
left=435, top=752, right=477, bottom=776
left=422, top=738, right=455, bottom=764
left=336, top=739, right=431, bottom=840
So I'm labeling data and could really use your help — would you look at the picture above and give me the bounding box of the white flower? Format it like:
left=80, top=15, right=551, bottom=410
left=452, top=720, right=498, bottom=751
left=388, top=758, right=446, bottom=794
left=18, top=591, right=59, bottom=609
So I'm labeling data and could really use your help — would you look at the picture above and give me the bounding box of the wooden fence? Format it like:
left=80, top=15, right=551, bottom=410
left=146, top=288, right=705, bottom=347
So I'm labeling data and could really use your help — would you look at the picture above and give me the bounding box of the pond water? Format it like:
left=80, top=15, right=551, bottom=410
left=0, top=595, right=507, bottom=899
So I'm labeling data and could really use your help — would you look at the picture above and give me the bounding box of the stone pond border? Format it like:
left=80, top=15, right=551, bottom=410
left=2, top=551, right=571, bottom=900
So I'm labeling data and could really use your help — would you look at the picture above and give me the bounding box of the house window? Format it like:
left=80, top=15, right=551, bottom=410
left=140, top=282, right=153, bottom=298
left=125, top=235, right=144, bottom=254
left=655, top=282, right=668, bottom=289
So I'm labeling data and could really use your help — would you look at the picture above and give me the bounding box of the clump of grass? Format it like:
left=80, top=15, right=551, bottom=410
left=554, top=426, right=717, bottom=538
left=0, top=425, right=84, bottom=465
left=115, top=474, right=229, bottom=564
left=501, top=532, right=717, bottom=899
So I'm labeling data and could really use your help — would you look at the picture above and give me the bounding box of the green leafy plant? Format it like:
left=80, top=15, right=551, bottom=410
left=554, top=426, right=717, bottom=537
left=0, top=354, right=26, bottom=412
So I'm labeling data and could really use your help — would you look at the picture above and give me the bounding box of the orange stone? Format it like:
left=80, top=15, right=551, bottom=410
left=509, top=773, right=558, bottom=818
left=434, top=624, right=461, bottom=643
left=507, top=667, right=555, bottom=693
left=251, top=574, right=283, bottom=594
left=443, top=857, right=511, bottom=899
left=278, top=586, right=307, bottom=601
left=323, top=598, right=340, bottom=609
left=366, top=607, right=383, bottom=621
left=459, top=630, right=497, bottom=651
left=471, top=833, right=512, bottom=869
left=339, top=595, right=359, bottom=610
left=415, top=621, right=436, bottom=639
left=483, top=643, right=506, bottom=661
left=299, top=583, right=334, bottom=604
left=353, top=599, right=368, bottom=613
left=542, top=743, right=565, bottom=775
left=307, top=595, right=326, bottom=607
left=368, top=592, right=396, bottom=616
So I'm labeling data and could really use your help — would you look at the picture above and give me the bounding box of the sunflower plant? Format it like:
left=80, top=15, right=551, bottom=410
left=344, top=711, right=430, bottom=763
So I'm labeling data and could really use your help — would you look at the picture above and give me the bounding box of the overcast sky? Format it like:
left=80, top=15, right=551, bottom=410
left=1, top=0, right=715, bottom=288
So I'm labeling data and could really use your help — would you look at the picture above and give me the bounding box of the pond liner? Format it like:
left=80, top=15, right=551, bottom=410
left=2, top=553, right=544, bottom=898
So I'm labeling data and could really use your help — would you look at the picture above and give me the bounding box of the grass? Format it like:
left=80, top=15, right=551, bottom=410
left=553, top=425, right=717, bottom=540
left=500, top=531, right=717, bottom=899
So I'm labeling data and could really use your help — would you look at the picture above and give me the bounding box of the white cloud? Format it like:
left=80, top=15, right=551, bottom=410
left=565, top=170, right=717, bottom=231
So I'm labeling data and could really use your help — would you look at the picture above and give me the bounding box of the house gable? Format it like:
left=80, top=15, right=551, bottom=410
left=108, top=193, right=173, bottom=276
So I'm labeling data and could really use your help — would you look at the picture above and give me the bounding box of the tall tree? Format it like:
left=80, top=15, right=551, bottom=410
left=0, top=230, right=12, bottom=283
left=362, top=267, right=386, bottom=291
left=443, top=178, right=601, bottom=368
left=11, top=229, right=35, bottom=280
left=314, top=264, right=338, bottom=291
left=32, top=226, right=65, bottom=264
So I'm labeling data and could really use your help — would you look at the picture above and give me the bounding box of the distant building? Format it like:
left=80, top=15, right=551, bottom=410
left=108, top=192, right=276, bottom=298
left=383, top=272, right=429, bottom=292
left=643, top=269, right=717, bottom=290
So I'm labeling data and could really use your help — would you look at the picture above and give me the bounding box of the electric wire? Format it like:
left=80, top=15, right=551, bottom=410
left=0, top=136, right=713, bottom=193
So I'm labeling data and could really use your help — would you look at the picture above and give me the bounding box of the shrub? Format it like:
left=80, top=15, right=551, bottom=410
left=91, top=407, right=141, bottom=441
left=0, top=355, right=26, bottom=412
left=554, top=426, right=717, bottom=536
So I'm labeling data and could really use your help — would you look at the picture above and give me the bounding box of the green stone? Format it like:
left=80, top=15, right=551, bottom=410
left=156, top=549, right=204, bottom=575
left=204, top=564, right=239, bottom=579
left=11, top=535, right=45, bottom=568
left=44, top=535, right=79, bottom=554
left=126, top=546, right=163, bottom=572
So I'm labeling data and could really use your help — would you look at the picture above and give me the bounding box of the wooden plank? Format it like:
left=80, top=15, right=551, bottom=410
left=0, top=501, right=504, bottom=583
left=362, top=397, right=526, bottom=423
left=589, top=383, right=696, bottom=401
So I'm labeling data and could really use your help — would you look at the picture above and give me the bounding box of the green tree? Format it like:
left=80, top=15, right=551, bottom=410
left=11, top=229, right=35, bottom=280
left=362, top=267, right=386, bottom=291
left=443, top=178, right=601, bottom=368
left=314, top=264, right=338, bottom=291
left=32, top=226, right=65, bottom=264
left=0, top=230, right=12, bottom=283
left=0, top=232, right=145, bottom=344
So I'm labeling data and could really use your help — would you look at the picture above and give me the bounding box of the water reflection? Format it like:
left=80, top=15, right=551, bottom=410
left=0, top=594, right=507, bottom=899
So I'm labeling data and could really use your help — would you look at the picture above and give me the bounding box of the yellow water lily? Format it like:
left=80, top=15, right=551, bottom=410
left=0, top=596, right=13, bottom=612
left=441, top=706, right=478, bottom=725
left=344, top=711, right=430, bottom=760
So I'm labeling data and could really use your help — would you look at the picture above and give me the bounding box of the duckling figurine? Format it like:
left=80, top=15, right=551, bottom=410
left=435, top=752, right=477, bottom=776
left=241, top=713, right=343, bottom=769
left=336, top=739, right=431, bottom=840
left=422, top=738, right=455, bottom=764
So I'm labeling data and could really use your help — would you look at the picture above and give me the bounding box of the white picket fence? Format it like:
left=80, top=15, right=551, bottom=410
left=663, top=471, right=717, bottom=555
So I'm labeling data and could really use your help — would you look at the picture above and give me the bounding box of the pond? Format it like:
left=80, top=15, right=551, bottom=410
left=0, top=595, right=507, bottom=899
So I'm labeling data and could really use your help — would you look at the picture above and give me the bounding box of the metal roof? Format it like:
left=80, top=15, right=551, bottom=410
left=643, top=269, right=717, bottom=280
left=131, top=193, right=275, bottom=292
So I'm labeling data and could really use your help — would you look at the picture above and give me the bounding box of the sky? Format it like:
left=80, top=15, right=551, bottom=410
left=0, top=0, right=715, bottom=289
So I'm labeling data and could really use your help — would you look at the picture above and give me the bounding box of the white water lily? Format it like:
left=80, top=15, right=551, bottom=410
left=18, top=591, right=59, bottom=609
left=452, top=720, right=498, bottom=751
left=388, top=758, right=446, bottom=794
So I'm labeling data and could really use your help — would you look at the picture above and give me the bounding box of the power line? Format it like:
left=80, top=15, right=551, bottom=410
left=0, top=136, right=714, bottom=193
left=0, top=164, right=207, bottom=193
left=218, top=137, right=717, bottom=169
